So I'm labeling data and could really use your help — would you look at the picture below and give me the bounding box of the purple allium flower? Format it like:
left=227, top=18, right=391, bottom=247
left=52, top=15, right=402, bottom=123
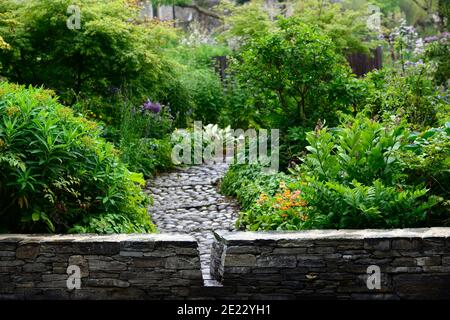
left=150, top=102, right=161, bottom=113
left=142, top=99, right=161, bottom=113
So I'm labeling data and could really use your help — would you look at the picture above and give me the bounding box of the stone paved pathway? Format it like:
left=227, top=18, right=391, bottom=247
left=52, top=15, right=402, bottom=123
left=146, top=161, right=239, bottom=286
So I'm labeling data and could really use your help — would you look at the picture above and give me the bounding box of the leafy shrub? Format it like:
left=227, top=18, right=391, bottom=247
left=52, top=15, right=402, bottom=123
left=219, top=79, right=257, bottom=129
left=299, top=114, right=406, bottom=185
left=291, top=0, right=376, bottom=54
left=218, top=0, right=272, bottom=46
left=180, top=69, right=225, bottom=125
left=232, top=114, right=449, bottom=231
left=362, top=65, right=448, bottom=129
left=424, top=33, right=450, bottom=87
left=233, top=18, right=355, bottom=129
left=120, top=137, right=174, bottom=179
left=107, top=100, right=175, bottom=178
left=237, top=177, right=438, bottom=231
left=0, top=0, right=191, bottom=124
left=397, top=123, right=450, bottom=221
left=219, top=0, right=375, bottom=54
left=167, top=42, right=230, bottom=126
left=0, top=82, right=155, bottom=233
left=221, top=165, right=290, bottom=213
left=279, top=126, right=309, bottom=170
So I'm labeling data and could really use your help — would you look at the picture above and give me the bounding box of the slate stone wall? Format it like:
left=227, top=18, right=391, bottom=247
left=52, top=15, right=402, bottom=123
left=1, top=228, right=450, bottom=300
left=0, top=234, right=202, bottom=299
left=210, top=228, right=450, bottom=299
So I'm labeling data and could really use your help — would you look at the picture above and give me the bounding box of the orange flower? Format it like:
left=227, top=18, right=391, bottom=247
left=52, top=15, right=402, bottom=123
left=291, top=190, right=301, bottom=198
left=257, top=193, right=269, bottom=205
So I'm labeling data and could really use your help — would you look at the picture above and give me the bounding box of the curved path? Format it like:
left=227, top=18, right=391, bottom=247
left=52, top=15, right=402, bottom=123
left=146, top=162, right=239, bottom=286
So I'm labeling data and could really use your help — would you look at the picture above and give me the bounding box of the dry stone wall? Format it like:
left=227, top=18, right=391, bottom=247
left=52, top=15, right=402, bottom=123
left=210, top=228, right=450, bottom=299
left=1, top=228, right=450, bottom=299
left=0, top=234, right=202, bottom=299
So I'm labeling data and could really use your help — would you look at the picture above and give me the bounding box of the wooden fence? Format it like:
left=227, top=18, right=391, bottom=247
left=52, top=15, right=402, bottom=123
left=346, top=46, right=383, bottom=77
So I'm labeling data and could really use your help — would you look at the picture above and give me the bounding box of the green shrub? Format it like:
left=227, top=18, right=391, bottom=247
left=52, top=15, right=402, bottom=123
left=120, top=137, right=174, bottom=179
left=424, top=36, right=450, bottom=87
left=233, top=18, right=355, bottom=129
left=237, top=177, right=438, bottom=231
left=221, top=165, right=290, bottom=213
left=167, top=43, right=230, bottom=126
left=219, top=79, right=257, bottom=129
left=104, top=99, right=175, bottom=178
left=219, top=0, right=375, bottom=54
left=299, top=114, right=406, bottom=185
left=232, top=114, right=449, bottom=231
left=0, top=82, right=155, bottom=233
left=0, top=0, right=191, bottom=124
left=362, top=65, right=449, bottom=129
left=180, top=69, right=225, bottom=125
left=397, top=124, right=450, bottom=221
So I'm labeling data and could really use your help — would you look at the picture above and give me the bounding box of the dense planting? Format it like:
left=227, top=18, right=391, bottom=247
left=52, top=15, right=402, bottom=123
left=0, top=0, right=449, bottom=234
left=223, top=115, right=450, bottom=231
left=0, top=83, right=155, bottom=233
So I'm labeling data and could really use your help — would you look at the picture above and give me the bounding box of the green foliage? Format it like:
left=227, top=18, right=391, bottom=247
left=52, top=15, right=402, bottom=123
left=167, top=43, right=230, bottom=126
left=0, top=36, right=9, bottom=55
left=362, top=65, right=449, bottom=129
left=292, top=0, right=377, bottom=54
left=180, top=69, right=225, bottom=125
left=280, top=126, right=309, bottom=169
left=221, top=164, right=290, bottom=212
left=172, top=42, right=231, bottom=69
left=233, top=18, right=355, bottom=129
left=294, top=177, right=437, bottom=229
left=232, top=114, right=449, bottom=231
left=0, top=82, right=155, bottom=233
left=219, top=79, right=257, bottom=128
left=398, top=123, right=450, bottom=219
left=299, top=114, right=406, bottom=185
left=424, top=36, right=450, bottom=87
left=238, top=176, right=437, bottom=230
left=69, top=212, right=153, bottom=234
left=219, top=0, right=376, bottom=54
left=370, top=0, right=447, bottom=33
left=116, top=101, right=175, bottom=178
left=218, top=0, right=272, bottom=45
left=0, top=0, right=186, bottom=121
left=120, top=137, right=174, bottom=179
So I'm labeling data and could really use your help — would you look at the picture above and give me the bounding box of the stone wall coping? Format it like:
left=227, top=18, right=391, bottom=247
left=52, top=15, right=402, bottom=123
left=214, top=227, right=450, bottom=243
left=0, top=233, right=197, bottom=244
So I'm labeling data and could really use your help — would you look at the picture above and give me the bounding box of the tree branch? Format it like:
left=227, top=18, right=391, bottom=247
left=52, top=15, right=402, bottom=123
left=411, top=0, right=430, bottom=12
left=178, top=4, right=223, bottom=20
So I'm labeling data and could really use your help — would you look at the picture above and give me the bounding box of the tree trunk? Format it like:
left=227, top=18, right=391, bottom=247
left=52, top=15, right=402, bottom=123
left=298, top=95, right=306, bottom=123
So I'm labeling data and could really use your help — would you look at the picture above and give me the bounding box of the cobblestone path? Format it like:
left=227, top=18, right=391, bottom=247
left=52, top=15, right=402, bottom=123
left=146, top=162, right=240, bottom=286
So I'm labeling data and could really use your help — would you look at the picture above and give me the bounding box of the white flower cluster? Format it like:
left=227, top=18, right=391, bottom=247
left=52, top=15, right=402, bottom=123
left=389, top=19, right=419, bottom=51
